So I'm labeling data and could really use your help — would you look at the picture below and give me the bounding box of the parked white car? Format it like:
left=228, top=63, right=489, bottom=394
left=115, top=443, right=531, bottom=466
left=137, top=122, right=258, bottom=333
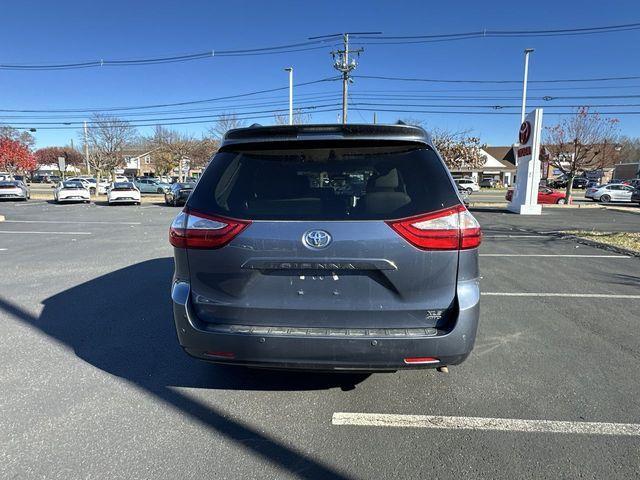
left=53, top=181, right=91, bottom=203
left=107, top=182, right=141, bottom=205
left=455, top=178, right=480, bottom=193
left=66, top=176, right=110, bottom=194
left=585, top=183, right=635, bottom=203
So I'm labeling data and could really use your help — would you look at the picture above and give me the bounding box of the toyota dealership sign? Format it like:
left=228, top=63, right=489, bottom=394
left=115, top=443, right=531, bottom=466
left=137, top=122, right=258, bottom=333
left=508, top=109, right=544, bottom=215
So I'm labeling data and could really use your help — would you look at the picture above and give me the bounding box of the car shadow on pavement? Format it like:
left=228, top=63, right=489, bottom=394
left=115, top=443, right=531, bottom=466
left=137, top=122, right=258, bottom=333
left=0, top=258, right=362, bottom=479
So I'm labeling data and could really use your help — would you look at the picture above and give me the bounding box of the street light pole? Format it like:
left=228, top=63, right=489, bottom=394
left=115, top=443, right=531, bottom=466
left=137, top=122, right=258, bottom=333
left=83, top=121, right=91, bottom=174
left=520, top=48, right=534, bottom=124
left=284, top=67, right=293, bottom=125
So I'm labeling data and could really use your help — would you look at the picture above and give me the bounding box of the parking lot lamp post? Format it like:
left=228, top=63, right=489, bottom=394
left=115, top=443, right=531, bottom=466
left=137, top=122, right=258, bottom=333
left=521, top=49, right=534, bottom=124
left=83, top=121, right=91, bottom=175
left=284, top=67, right=293, bottom=125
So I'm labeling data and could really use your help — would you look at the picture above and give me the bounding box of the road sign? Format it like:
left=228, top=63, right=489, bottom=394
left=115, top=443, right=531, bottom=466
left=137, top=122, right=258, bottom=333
left=57, top=156, right=66, bottom=172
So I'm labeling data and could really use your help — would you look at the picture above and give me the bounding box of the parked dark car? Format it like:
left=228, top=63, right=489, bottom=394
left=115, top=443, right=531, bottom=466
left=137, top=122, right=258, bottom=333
left=630, top=187, right=640, bottom=205
left=572, top=177, right=589, bottom=189
left=164, top=182, right=196, bottom=206
left=169, top=123, right=482, bottom=372
left=548, top=177, right=589, bottom=189
left=479, top=178, right=497, bottom=188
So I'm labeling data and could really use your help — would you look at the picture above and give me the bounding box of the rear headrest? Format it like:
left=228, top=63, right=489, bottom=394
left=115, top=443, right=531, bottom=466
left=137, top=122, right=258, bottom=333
left=367, top=169, right=400, bottom=192
left=254, top=168, right=309, bottom=199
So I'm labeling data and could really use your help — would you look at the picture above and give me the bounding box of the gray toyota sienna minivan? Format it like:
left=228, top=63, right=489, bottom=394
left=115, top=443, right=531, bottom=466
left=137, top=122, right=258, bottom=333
left=170, top=123, right=481, bottom=371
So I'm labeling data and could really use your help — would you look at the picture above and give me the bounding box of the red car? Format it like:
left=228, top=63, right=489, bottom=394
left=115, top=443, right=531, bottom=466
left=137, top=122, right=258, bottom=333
left=506, top=187, right=571, bottom=205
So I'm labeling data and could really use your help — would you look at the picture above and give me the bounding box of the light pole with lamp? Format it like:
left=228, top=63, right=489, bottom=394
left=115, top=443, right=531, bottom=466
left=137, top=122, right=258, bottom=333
left=284, top=67, right=293, bottom=125
left=520, top=49, right=534, bottom=124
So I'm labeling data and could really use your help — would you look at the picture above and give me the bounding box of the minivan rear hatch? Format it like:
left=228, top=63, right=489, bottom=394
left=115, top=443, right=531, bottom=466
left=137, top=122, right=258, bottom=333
left=179, top=141, right=467, bottom=330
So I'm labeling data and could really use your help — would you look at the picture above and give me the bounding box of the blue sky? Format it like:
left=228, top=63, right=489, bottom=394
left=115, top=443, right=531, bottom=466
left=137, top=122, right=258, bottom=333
left=1, top=0, right=639, bottom=148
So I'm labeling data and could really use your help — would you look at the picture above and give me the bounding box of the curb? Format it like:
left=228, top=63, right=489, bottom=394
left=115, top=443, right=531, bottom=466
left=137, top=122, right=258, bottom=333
left=604, top=206, right=640, bottom=216
left=469, top=202, right=603, bottom=209
left=544, top=232, right=640, bottom=258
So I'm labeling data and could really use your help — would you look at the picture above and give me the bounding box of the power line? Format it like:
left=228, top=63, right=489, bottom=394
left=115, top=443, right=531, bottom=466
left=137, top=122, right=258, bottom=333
left=350, top=102, right=640, bottom=109
left=352, top=84, right=640, bottom=93
left=0, top=40, right=340, bottom=71
left=10, top=107, right=343, bottom=130
left=0, top=77, right=340, bottom=113
left=354, top=106, right=640, bottom=115
left=3, top=21, right=637, bottom=71
left=3, top=103, right=341, bottom=126
left=351, top=21, right=640, bottom=44
left=354, top=74, right=640, bottom=84
left=0, top=94, right=343, bottom=120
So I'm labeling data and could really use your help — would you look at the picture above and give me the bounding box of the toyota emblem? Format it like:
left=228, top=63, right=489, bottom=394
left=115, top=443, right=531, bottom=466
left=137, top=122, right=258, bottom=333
left=519, top=121, right=531, bottom=144
left=303, top=230, right=332, bottom=249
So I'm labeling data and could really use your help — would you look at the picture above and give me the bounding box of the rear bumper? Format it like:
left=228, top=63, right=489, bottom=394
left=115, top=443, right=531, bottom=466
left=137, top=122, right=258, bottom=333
left=57, top=196, right=89, bottom=202
left=108, top=196, right=140, bottom=203
left=171, top=280, right=480, bottom=371
left=0, top=192, right=26, bottom=199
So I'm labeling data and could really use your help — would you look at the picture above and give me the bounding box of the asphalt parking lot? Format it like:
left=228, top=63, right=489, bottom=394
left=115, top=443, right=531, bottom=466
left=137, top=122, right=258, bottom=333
left=1, top=201, right=640, bottom=479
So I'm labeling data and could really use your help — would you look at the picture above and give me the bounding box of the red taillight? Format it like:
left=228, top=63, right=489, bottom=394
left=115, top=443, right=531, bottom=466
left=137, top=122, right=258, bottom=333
left=404, top=357, right=439, bottom=365
left=169, top=209, right=251, bottom=249
left=386, top=204, right=482, bottom=250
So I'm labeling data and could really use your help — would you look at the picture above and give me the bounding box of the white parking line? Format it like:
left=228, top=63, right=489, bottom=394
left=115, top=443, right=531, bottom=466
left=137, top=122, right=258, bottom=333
left=479, top=254, right=630, bottom=258
left=482, top=292, right=640, bottom=299
left=11, top=201, right=47, bottom=206
left=3, top=220, right=140, bottom=225
left=0, top=248, right=7, bottom=251
left=332, top=413, right=640, bottom=437
left=0, top=230, right=91, bottom=235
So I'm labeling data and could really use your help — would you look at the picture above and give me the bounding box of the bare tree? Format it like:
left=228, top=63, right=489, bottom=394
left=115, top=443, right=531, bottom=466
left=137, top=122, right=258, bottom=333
left=148, top=126, right=198, bottom=181
left=81, top=114, right=136, bottom=182
left=618, top=136, right=640, bottom=162
left=209, top=113, right=245, bottom=140
left=399, top=119, right=486, bottom=171
left=189, top=136, right=219, bottom=172
left=544, top=107, right=619, bottom=202
left=0, top=125, right=35, bottom=149
left=273, top=109, right=312, bottom=125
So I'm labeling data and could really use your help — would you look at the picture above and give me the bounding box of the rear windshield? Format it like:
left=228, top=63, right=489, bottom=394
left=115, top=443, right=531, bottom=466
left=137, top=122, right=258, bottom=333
left=62, top=181, right=83, bottom=189
left=188, top=144, right=459, bottom=220
left=112, top=182, right=135, bottom=190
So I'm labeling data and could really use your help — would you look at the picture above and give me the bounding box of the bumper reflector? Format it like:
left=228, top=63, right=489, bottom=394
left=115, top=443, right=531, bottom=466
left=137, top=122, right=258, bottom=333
left=204, top=351, right=236, bottom=359
left=404, top=357, right=439, bottom=365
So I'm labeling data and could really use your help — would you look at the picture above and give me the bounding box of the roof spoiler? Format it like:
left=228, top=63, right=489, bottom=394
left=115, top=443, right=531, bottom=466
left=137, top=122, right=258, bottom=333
left=221, top=123, right=431, bottom=147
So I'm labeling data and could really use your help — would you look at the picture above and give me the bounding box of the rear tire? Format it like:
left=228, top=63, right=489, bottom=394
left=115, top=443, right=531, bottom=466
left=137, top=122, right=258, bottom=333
left=600, top=194, right=611, bottom=203
left=556, top=198, right=567, bottom=205
left=157, top=188, right=164, bottom=194
left=466, top=188, right=473, bottom=194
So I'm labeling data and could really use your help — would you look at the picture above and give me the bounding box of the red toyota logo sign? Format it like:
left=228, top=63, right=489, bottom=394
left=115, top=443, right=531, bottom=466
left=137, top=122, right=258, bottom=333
left=519, top=121, right=531, bottom=144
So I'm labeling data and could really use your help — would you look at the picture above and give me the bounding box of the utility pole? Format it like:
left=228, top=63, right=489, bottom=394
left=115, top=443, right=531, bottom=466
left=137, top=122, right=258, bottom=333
left=331, top=34, right=362, bottom=124
left=520, top=49, right=534, bottom=124
left=284, top=67, right=293, bottom=125
left=83, top=121, right=91, bottom=174
left=309, top=32, right=380, bottom=125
